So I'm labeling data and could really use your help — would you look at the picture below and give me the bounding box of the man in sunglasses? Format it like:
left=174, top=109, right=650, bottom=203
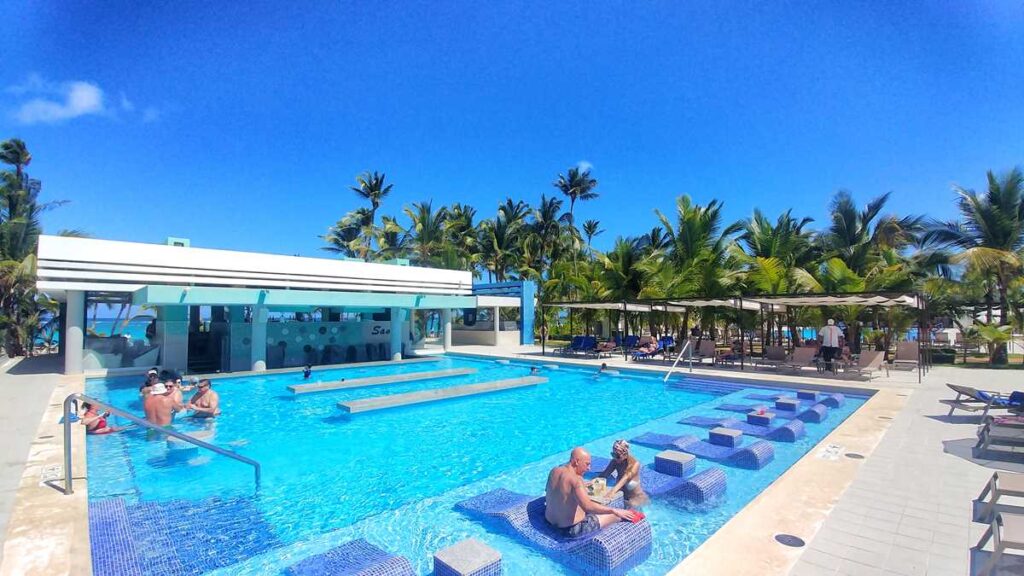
left=186, top=379, right=221, bottom=418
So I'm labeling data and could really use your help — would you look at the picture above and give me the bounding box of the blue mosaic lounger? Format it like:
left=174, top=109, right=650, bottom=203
left=745, top=391, right=846, bottom=408
left=286, top=538, right=415, bottom=576
left=589, top=456, right=727, bottom=503
left=715, top=402, right=829, bottom=424
left=455, top=489, right=652, bottom=576
left=678, top=415, right=806, bottom=442
left=630, top=431, right=775, bottom=469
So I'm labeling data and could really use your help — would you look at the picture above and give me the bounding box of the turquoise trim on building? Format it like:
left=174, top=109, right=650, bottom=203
left=132, top=285, right=476, bottom=309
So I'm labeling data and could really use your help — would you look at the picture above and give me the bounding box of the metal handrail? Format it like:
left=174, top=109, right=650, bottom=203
left=61, top=393, right=261, bottom=495
left=663, top=340, right=694, bottom=382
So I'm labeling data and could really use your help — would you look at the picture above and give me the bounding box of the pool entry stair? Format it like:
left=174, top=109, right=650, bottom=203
left=338, top=376, right=547, bottom=414
left=287, top=367, right=478, bottom=394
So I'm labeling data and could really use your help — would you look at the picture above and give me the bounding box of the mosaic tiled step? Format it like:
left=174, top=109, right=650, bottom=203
left=665, top=377, right=743, bottom=396
left=744, top=391, right=846, bottom=408
left=286, top=538, right=415, bottom=576
left=715, top=402, right=830, bottom=424
left=338, top=376, right=546, bottom=414
left=89, top=495, right=281, bottom=575
left=288, top=367, right=477, bottom=394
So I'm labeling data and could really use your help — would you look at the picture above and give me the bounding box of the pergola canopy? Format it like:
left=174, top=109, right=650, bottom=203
left=546, top=291, right=923, bottom=312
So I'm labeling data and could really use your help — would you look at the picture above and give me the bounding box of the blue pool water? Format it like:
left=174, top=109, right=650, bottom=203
left=85, top=355, right=865, bottom=575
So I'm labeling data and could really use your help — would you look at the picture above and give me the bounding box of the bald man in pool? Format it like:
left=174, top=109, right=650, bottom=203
left=545, top=447, right=638, bottom=537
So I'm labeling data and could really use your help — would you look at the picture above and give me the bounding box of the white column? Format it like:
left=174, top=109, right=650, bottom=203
left=64, top=290, right=85, bottom=375
left=442, top=308, right=452, bottom=351
left=390, top=307, right=403, bottom=361
left=492, top=306, right=500, bottom=346
left=251, top=305, right=268, bottom=371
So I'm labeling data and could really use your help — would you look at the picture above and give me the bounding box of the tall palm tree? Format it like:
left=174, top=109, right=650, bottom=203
left=445, top=203, right=480, bottom=272
left=821, top=190, right=922, bottom=275
left=0, top=139, right=31, bottom=183
left=597, top=237, right=649, bottom=335
left=321, top=208, right=372, bottom=258
left=553, top=167, right=598, bottom=226
left=404, top=201, right=449, bottom=266
left=349, top=171, right=393, bottom=258
left=582, top=219, right=603, bottom=258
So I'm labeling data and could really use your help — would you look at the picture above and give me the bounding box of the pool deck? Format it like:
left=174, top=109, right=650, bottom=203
left=0, top=348, right=1017, bottom=575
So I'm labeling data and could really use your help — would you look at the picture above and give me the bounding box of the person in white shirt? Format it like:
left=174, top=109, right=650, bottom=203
left=818, top=319, right=845, bottom=372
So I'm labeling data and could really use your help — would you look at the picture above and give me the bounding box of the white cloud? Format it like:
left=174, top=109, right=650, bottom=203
left=7, top=74, right=162, bottom=125
left=577, top=160, right=594, bottom=173
left=12, top=80, right=105, bottom=125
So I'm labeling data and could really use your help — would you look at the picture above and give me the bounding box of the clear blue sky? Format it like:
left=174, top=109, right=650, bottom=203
left=2, top=2, right=1022, bottom=256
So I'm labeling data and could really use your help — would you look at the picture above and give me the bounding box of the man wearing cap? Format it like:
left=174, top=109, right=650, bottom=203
left=819, top=319, right=845, bottom=372
left=143, top=381, right=182, bottom=427
left=139, top=369, right=159, bottom=398
left=545, top=447, right=639, bottom=537
left=596, top=440, right=649, bottom=508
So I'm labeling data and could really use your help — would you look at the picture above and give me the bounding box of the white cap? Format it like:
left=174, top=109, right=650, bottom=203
left=147, top=369, right=159, bottom=376
left=827, top=319, right=835, bottom=326
left=150, top=383, right=168, bottom=395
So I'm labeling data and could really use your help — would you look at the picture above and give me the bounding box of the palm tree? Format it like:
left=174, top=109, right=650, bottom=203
left=0, top=139, right=31, bottom=183
left=553, top=167, right=598, bottom=226
left=321, top=208, right=372, bottom=258
left=404, top=201, right=449, bottom=266
left=445, top=203, right=480, bottom=272
left=582, top=219, right=603, bottom=258
left=350, top=171, right=393, bottom=258
left=597, top=237, right=648, bottom=336
left=821, top=190, right=922, bottom=275
left=926, top=168, right=1024, bottom=364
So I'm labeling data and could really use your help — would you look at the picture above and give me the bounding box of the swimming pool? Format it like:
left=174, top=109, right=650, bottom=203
left=84, top=355, right=865, bottom=575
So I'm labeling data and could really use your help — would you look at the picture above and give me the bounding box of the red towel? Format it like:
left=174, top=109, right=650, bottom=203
left=630, top=511, right=646, bottom=523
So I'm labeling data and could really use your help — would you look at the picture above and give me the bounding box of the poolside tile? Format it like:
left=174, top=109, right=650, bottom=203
left=886, top=547, right=929, bottom=576
left=895, top=524, right=933, bottom=542
left=837, top=559, right=886, bottom=576
left=799, top=548, right=843, bottom=571
left=841, top=545, right=890, bottom=568
left=893, top=534, right=931, bottom=553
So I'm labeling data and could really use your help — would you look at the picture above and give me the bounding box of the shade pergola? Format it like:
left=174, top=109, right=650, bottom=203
left=543, top=291, right=928, bottom=381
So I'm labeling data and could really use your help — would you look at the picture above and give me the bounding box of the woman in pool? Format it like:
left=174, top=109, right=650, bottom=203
left=80, top=402, right=122, bottom=435
left=596, top=440, right=649, bottom=508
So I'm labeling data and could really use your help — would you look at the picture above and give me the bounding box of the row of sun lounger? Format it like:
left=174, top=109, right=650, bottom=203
left=973, top=471, right=1024, bottom=575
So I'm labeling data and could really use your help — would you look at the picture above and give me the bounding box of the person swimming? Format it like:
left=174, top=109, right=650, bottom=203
left=302, top=365, right=312, bottom=379
left=530, top=366, right=540, bottom=374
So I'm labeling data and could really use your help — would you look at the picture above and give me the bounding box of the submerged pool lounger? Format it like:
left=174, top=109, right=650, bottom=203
left=744, top=391, right=846, bottom=408
left=287, top=367, right=478, bottom=394
left=588, top=456, right=727, bottom=503
left=286, top=538, right=415, bottom=576
left=715, top=401, right=830, bottom=424
left=455, top=488, right=653, bottom=576
left=678, top=415, right=806, bottom=442
left=631, top=431, right=775, bottom=470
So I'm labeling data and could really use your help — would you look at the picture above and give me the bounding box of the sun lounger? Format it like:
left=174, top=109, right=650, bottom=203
left=754, top=346, right=788, bottom=369
left=588, top=456, right=727, bottom=503
left=630, top=430, right=775, bottom=469
left=891, top=341, right=919, bottom=371
left=782, top=347, right=818, bottom=372
left=556, top=336, right=584, bottom=356
left=692, top=340, right=717, bottom=364
left=631, top=340, right=662, bottom=361
left=941, top=384, right=1024, bottom=418
left=977, top=420, right=1024, bottom=452
left=455, top=488, right=652, bottom=576
left=286, top=538, right=415, bottom=576
left=977, top=472, right=1024, bottom=523
left=975, top=512, right=1024, bottom=576
left=842, top=350, right=886, bottom=379
left=678, top=414, right=806, bottom=442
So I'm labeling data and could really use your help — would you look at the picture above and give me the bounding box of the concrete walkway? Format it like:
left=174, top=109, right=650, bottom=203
left=0, top=356, right=61, bottom=566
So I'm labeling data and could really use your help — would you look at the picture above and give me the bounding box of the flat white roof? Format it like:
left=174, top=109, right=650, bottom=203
left=36, top=235, right=473, bottom=300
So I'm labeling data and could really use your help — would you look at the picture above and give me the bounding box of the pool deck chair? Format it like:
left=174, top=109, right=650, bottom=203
left=977, top=472, right=1024, bottom=523
left=891, top=341, right=919, bottom=371
left=975, top=420, right=1024, bottom=460
left=941, top=384, right=1024, bottom=418
left=782, top=347, right=818, bottom=373
left=286, top=538, right=415, bottom=576
left=455, top=489, right=653, bottom=576
left=691, top=340, right=717, bottom=365
left=556, top=336, right=584, bottom=356
left=842, top=350, right=886, bottom=379
left=975, top=512, right=1024, bottom=576
left=754, top=346, right=788, bottom=369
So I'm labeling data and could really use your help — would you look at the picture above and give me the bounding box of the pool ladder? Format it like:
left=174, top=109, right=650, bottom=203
left=60, top=393, right=261, bottom=495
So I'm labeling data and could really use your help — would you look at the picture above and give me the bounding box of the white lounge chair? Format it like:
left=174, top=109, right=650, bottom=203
left=891, top=341, right=919, bottom=371
left=782, top=347, right=818, bottom=372
left=977, top=472, right=1024, bottom=522
left=842, top=350, right=886, bottom=379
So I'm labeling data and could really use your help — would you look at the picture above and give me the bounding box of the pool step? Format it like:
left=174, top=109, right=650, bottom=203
left=90, top=495, right=281, bottom=575
left=288, top=368, right=477, bottom=394
left=666, top=378, right=744, bottom=396
left=338, top=376, right=547, bottom=414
